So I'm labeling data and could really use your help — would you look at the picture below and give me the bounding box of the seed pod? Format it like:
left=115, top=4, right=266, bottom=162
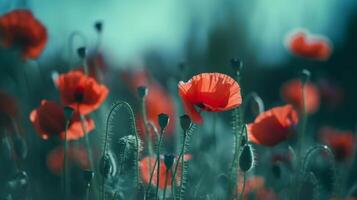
left=94, top=21, right=103, bottom=33
left=164, top=154, right=175, bottom=169
left=137, top=86, right=148, bottom=98
left=77, top=47, right=87, bottom=59
left=158, top=113, right=169, bottom=130
left=239, top=144, right=254, bottom=172
left=180, top=114, right=192, bottom=131
left=230, top=58, right=243, bottom=72
left=13, top=135, right=27, bottom=160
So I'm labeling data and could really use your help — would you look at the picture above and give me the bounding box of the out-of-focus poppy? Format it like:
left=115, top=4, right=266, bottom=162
left=281, top=79, right=320, bottom=114
left=47, top=145, right=89, bottom=175
left=0, top=9, right=47, bottom=60
left=0, top=90, right=18, bottom=133
left=285, top=29, right=332, bottom=60
left=56, top=70, right=109, bottom=115
left=178, top=73, right=241, bottom=124
left=319, top=127, right=355, bottom=161
left=237, top=176, right=278, bottom=200
left=248, top=104, right=298, bottom=146
left=139, top=154, right=191, bottom=189
left=30, top=100, right=94, bottom=140
left=122, top=69, right=176, bottom=138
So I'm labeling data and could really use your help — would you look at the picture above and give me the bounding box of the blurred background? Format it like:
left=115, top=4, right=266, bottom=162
left=1, top=0, right=357, bottom=199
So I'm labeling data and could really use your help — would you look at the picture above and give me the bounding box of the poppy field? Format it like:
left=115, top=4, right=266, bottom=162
left=0, top=2, right=357, bottom=200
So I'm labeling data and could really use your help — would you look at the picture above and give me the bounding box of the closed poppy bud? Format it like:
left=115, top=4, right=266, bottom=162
left=300, top=69, right=311, bottom=85
left=77, top=47, right=87, bottom=59
left=239, top=144, right=254, bottom=172
left=13, top=135, right=27, bottom=160
left=164, top=154, right=175, bottom=170
left=63, top=106, right=74, bottom=121
left=158, top=113, right=169, bottom=130
left=230, top=58, right=243, bottom=72
left=180, top=114, right=191, bottom=131
left=137, top=86, right=148, bottom=98
left=94, top=21, right=103, bottom=33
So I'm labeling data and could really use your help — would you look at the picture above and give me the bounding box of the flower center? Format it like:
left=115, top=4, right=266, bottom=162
left=74, top=85, right=85, bottom=102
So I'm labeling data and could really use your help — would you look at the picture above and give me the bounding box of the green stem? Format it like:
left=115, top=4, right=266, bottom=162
left=238, top=173, right=247, bottom=200
left=156, top=130, right=164, bottom=200
left=141, top=98, right=154, bottom=156
left=63, top=120, right=70, bottom=200
left=146, top=158, right=158, bottom=197
left=162, top=169, right=169, bottom=200
left=171, top=135, right=186, bottom=200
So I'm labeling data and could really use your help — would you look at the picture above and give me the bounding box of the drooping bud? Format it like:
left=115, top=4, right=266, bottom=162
left=239, top=144, right=254, bottom=172
left=180, top=114, right=192, bottom=131
left=94, top=21, right=103, bottom=33
left=300, top=69, right=311, bottom=85
left=77, top=47, right=87, bottom=59
left=137, top=86, right=148, bottom=98
left=158, top=113, right=169, bottom=130
left=13, top=135, right=27, bottom=160
left=164, top=154, right=175, bottom=170
left=230, top=58, right=243, bottom=73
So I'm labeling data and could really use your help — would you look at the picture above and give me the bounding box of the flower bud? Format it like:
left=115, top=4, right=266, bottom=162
left=158, top=113, right=169, bottom=130
left=94, top=21, right=103, bottom=33
left=164, top=154, right=175, bottom=169
left=180, top=114, right=192, bottom=131
left=239, top=144, right=254, bottom=172
left=230, top=58, right=243, bottom=72
left=137, top=86, right=148, bottom=98
left=77, top=47, right=87, bottom=59
left=300, top=69, right=311, bottom=85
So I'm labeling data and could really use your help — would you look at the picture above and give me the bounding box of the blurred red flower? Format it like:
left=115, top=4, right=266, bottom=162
left=140, top=155, right=191, bottom=189
left=178, top=73, right=241, bottom=124
left=30, top=100, right=94, bottom=140
left=122, top=69, right=176, bottom=137
left=319, top=127, right=356, bottom=161
left=281, top=79, right=320, bottom=114
left=0, top=9, right=47, bottom=60
left=285, top=29, right=332, bottom=60
left=56, top=70, right=109, bottom=115
left=47, top=145, right=89, bottom=175
left=248, top=104, right=298, bottom=146
left=0, top=90, right=18, bottom=132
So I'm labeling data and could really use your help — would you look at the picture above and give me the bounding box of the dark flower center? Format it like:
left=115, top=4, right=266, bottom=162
left=74, top=86, right=85, bottom=102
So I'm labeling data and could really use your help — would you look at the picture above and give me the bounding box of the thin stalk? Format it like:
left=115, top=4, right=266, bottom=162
left=178, top=152, right=185, bottom=200
left=238, top=173, right=247, bottom=200
left=156, top=130, right=165, bottom=200
left=145, top=158, right=158, bottom=198
left=171, top=135, right=186, bottom=199
left=141, top=98, right=154, bottom=156
left=162, top=169, right=169, bottom=200
left=63, top=120, right=70, bottom=200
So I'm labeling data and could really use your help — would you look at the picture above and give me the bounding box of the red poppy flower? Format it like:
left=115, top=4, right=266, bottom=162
left=0, top=9, right=47, bottom=60
left=0, top=90, right=18, bottom=132
left=122, top=69, right=176, bottom=137
left=285, top=29, right=332, bottom=60
left=56, top=70, right=109, bottom=115
left=178, top=73, right=241, bottom=124
left=248, top=104, right=298, bottom=146
left=140, top=155, right=191, bottom=189
left=319, top=127, right=355, bottom=161
left=281, top=79, right=320, bottom=114
left=47, top=145, right=89, bottom=175
left=30, top=100, right=95, bottom=140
